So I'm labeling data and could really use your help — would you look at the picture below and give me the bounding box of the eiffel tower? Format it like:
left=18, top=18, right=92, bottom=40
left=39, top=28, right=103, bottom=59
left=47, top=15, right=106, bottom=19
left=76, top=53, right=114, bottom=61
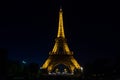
left=41, top=8, right=82, bottom=74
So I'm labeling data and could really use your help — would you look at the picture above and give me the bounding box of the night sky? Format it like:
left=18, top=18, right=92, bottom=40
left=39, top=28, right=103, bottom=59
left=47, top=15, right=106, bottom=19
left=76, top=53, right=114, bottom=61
left=0, top=0, right=113, bottom=66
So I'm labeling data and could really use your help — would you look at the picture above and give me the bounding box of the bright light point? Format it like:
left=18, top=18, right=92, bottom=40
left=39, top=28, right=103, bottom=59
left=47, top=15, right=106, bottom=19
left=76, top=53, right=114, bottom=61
left=81, top=66, right=83, bottom=72
left=48, top=72, right=51, bottom=74
left=22, top=60, right=26, bottom=64
left=40, top=67, right=43, bottom=69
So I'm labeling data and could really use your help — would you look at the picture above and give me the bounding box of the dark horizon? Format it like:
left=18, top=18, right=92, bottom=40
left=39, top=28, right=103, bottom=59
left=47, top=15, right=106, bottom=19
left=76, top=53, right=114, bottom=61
left=0, top=0, right=114, bottom=67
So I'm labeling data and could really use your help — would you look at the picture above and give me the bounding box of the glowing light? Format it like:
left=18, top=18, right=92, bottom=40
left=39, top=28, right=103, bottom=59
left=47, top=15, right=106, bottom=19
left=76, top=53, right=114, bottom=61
left=42, top=58, right=51, bottom=68
left=52, top=42, right=71, bottom=54
left=48, top=72, right=51, bottom=75
left=52, top=43, right=58, bottom=53
left=80, top=66, right=83, bottom=72
left=51, top=8, right=71, bottom=55
left=40, top=67, right=42, bottom=69
left=71, top=58, right=80, bottom=69
left=22, top=60, right=26, bottom=64
left=64, top=68, right=67, bottom=73
left=48, top=64, right=53, bottom=72
left=41, top=7, right=81, bottom=74
left=70, top=65, right=75, bottom=73
left=55, top=68, right=59, bottom=72
left=64, top=43, right=70, bottom=52
left=57, top=8, right=65, bottom=38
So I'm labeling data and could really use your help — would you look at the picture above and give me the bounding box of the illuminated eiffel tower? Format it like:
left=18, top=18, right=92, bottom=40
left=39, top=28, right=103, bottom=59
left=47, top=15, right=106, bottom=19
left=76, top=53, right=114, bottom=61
left=41, top=8, right=82, bottom=74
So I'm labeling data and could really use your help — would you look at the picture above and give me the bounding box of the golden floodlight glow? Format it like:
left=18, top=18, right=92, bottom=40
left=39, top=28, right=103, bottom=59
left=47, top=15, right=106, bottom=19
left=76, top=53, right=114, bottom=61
left=52, top=43, right=58, bottom=53
left=51, top=8, right=71, bottom=54
left=42, top=58, right=51, bottom=68
left=48, top=65, right=53, bottom=72
left=71, top=57, right=80, bottom=69
left=64, top=43, right=70, bottom=52
left=41, top=7, right=81, bottom=74
left=57, top=8, right=65, bottom=38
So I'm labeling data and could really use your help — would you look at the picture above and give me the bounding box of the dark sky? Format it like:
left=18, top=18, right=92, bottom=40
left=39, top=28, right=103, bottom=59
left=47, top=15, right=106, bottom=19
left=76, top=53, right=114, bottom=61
left=0, top=0, right=113, bottom=66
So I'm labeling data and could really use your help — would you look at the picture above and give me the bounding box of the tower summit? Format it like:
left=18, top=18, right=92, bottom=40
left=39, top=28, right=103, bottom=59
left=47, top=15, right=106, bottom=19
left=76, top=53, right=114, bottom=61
left=57, top=7, right=65, bottom=38
left=51, top=7, right=71, bottom=54
left=41, top=7, right=82, bottom=75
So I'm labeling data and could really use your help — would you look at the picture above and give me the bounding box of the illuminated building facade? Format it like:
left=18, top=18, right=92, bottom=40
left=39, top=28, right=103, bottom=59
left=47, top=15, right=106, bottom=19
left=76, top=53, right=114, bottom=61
left=41, top=8, right=82, bottom=74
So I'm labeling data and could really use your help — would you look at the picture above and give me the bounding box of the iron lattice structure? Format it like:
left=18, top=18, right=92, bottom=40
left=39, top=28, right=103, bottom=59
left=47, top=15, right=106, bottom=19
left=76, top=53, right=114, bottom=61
left=41, top=8, right=81, bottom=73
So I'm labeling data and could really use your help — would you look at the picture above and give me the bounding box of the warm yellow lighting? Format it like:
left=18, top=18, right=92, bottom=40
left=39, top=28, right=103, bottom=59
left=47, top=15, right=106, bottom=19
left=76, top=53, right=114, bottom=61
left=64, top=43, right=70, bottom=52
left=70, top=65, right=75, bottom=72
left=57, top=8, right=65, bottom=38
left=55, top=68, right=59, bottom=72
left=52, top=42, right=71, bottom=55
left=48, top=64, right=53, bottom=72
left=52, top=43, right=58, bottom=53
left=71, top=58, right=80, bottom=69
left=41, top=7, right=81, bottom=74
left=42, top=58, right=51, bottom=69
left=64, top=68, right=67, bottom=72
left=51, top=8, right=71, bottom=55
